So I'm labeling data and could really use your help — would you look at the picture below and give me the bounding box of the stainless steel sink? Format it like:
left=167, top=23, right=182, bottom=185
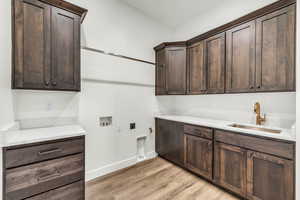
left=229, top=124, right=282, bottom=134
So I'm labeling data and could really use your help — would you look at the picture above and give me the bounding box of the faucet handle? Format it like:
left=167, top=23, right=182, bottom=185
left=261, top=114, right=266, bottom=123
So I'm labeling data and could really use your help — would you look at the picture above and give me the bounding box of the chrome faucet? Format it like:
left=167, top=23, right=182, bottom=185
left=254, top=102, right=266, bottom=125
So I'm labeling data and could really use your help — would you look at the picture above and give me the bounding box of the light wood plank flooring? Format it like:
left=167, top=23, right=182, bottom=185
left=86, top=158, right=239, bottom=200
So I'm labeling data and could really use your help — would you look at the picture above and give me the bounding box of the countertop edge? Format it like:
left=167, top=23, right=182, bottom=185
left=155, top=115, right=296, bottom=142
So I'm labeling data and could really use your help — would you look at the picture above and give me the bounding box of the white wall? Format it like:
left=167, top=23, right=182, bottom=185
left=164, top=0, right=296, bottom=130
left=296, top=0, right=300, bottom=199
left=173, top=0, right=277, bottom=40
left=0, top=0, right=173, bottom=182
left=171, top=93, right=295, bottom=129
left=0, top=0, right=15, bottom=130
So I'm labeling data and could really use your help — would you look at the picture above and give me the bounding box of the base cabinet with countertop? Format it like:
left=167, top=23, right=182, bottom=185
left=155, top=118, right=295, bottom=200
left=3, top=136, right=85, bottom=200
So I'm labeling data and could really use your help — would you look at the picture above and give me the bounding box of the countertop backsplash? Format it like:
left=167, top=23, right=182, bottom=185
left=156, top=92, right=296, bottom=129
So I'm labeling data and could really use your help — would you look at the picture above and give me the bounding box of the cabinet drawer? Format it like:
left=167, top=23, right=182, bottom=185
left=215, top=130, right=294, bottom=160
left=184, top=124, right=213, bottom=139
left=5, top=137, right=84, bottom=168
left=26, top=181, right=84, bottom=200
left=5, top=153, right=84, bottom=200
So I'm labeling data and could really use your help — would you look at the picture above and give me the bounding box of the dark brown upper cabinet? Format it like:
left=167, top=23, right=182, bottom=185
left=205, top=33, right=225, bottom=94
left=187, top=41, right=206, bottom=94
left=166, top=46, right=187, bottom=94
left=155, top=0, right=296, bottom=96
left=12, top=0, right=87, bottom=91
left=155, top=49, right=167, bottom=95
left=226, top=21, right=256, bottom=93
left=154, top=42, right=187, bottom=95
left=255, top=4, right=295, bottom=92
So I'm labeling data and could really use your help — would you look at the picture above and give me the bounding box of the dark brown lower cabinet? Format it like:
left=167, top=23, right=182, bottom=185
left=155, top=119, right=184, bottom=166
left=184, top=134, right=213, bottom=180
left=214, top=142, right=247, bottom=197
left=3, top=136, right=85, bottom=200
left=246, top=151, right=294, bottom=200
left=155, top=119, right=295, bottom=200
left=26, top=181, right=84, bottom=200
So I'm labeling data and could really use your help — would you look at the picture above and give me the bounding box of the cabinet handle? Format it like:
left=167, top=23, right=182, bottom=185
left=250, top=86, right=254, bottom=89
left=38, top=148, right=62, bottom=156
left=52, top=82, right=57, bottom=86
left=37, top=169, right=61, bottom=181
left=257, top=86, right=261, bottom=89
left=45, top=81, right=50, bottom=86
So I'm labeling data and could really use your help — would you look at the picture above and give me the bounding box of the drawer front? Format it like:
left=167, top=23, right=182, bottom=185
left=5, top=137, right=84, bottom=168
left=6, top=153, right=84, bottom=200
left=26, top=181, right=84, bottom=200
left=215, top=130, right=294, bottom=160
left=184, top=124, right=213, bottom=139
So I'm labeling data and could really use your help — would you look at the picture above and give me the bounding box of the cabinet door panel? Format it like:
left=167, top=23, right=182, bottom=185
left=166, top=47, right=187, bottom=95
left=247, top=151, right=294, bottom=200
left=214, top=142, right=247, bottom=197
left=205, top=33, right=225, bottom=94
left=226, top=21, right=256, bottom=93
left=155, top=49, right=167, bottom=95
left=184, top=134, right=212, bottom=180
left=256, top=5, right=295, bottom=92
left=155, top=119, right=184, bottom=166
left=51, top=7, right=81, bottom=91
left=13, top=0, right=51, bottom=89
left=187, top=41, right=206, bottom=94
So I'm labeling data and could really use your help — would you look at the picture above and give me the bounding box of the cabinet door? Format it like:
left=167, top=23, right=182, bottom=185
left=51, top=7, right=81, bottom=91
left=13, top=0, right=51, bottom=89
left=226, top=21, right=256, bottom=93
left=214, top=142, right=247, bottom=197
left=247, top=151, right=294, bottom=200
left=166, top=47, right=187, bottom=95
left=256, top=5, right=295, bottom=92
left=184, top=134, right=212, bottom=180
left=155, top=49, right=167, bottom=95
left=155, top=119, right=167, bottom=156
left=187, top=41, right=206, bottom=94
left=155, top=119, right=184, bottom=166
left=205, top=33, right=225, bottom=94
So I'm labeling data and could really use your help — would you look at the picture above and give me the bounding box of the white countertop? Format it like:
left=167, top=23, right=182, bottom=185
left=0, top=125, right=86, bottom=147
left=155, top=115, right=295, bottom=142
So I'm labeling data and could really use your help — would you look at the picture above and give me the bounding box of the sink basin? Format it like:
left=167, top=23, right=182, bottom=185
left=229, top=124, right=282, bottom=134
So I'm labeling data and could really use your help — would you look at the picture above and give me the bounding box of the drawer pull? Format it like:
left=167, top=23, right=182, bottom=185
left=38, top=169, right=61, bottom=182
left=38, top=148, right=62, bottom=156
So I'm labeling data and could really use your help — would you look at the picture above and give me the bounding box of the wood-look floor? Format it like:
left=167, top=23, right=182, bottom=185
left=86, top=157, right=240, bottom=200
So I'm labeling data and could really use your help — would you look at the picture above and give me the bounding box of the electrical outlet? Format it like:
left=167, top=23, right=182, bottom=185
left=130, top=123, right=136, bottom=130
left=100, top=116, right=112, bottom=127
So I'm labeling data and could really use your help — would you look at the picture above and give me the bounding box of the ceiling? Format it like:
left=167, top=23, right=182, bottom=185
left=119, top=0, right=222, bottom=28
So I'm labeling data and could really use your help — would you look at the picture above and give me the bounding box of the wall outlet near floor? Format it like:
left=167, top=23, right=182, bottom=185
left=99, top=116, right=112, bottom=127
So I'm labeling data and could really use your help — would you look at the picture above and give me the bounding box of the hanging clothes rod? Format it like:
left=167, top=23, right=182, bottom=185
left=81, top=46, right=155, bottom=65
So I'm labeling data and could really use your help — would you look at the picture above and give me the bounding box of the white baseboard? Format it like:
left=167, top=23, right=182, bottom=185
left=86, top=151, right=158, bottom=182
left=85, top=156, right=137, bottom=182
left=147, top=151, right=158, bottom=159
